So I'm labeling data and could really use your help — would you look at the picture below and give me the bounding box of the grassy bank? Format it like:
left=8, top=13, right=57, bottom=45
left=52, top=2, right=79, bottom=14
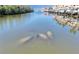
left=0, top=5, right=33, bottom=15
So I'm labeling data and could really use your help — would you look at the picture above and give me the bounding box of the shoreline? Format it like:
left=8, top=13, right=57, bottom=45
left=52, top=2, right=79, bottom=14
left=0, top=11, right=33, bottom=17
left=43, top=5, right=79, bottom=18
left=0, top=5, right=33, bottom=16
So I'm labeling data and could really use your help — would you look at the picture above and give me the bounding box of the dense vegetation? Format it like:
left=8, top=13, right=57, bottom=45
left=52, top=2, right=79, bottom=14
left=0, top=5, right=33, bottom=15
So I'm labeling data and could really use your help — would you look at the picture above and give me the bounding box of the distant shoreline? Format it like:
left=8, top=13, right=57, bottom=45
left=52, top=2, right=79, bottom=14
left=0, top=5, right=33, bottom=16
left=43, top=5, right=79, bottom=18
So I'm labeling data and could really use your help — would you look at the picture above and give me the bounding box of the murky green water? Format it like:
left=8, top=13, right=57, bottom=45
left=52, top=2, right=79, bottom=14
left=0, top=11, right=79, bottom=54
